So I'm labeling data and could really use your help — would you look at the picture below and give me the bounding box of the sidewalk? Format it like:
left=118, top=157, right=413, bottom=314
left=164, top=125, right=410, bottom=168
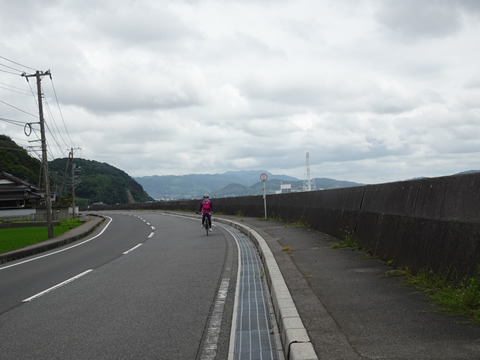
left=218, top=215, right=480, bottom=360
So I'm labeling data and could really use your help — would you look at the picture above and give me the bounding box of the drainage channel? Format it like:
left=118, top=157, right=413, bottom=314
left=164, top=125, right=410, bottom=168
left=220, top=223, right=282, bottom=360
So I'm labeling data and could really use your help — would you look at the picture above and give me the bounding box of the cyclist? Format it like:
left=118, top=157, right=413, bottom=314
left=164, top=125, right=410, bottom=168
left=199, top=194, right=213, bottom=232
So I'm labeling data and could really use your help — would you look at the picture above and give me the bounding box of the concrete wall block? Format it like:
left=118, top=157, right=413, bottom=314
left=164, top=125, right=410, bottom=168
left=413, top=174, right=480, bottom=223
left=355, top=211, right=480, bottom=278
left=361, top=182, right=420, bottom=216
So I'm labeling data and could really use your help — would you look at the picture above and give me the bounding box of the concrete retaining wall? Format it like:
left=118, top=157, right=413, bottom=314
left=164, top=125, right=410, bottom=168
left=0, top=221, right=60, bottom=229
left=0, top=208, right=36, bottom=221
left=86, top=172, right=480, bottom=278
left=0, top=207, right=74, bottom=221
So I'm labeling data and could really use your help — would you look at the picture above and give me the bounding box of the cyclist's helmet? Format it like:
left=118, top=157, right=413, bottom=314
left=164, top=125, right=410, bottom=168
left=203, top=194, right=209, bottom=198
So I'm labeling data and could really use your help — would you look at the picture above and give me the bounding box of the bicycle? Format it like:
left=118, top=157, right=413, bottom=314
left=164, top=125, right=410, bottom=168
left=199, top=212, right=213, bottom=236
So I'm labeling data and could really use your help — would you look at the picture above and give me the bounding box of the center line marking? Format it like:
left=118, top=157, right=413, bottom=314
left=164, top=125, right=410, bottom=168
left=23, top=269, right=93, bottom=302
left=123, top=243, right=143, bottom=254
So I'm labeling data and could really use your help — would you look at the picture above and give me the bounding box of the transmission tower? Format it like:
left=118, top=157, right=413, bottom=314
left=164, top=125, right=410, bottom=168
left=303, top=152, right=317, bottom=191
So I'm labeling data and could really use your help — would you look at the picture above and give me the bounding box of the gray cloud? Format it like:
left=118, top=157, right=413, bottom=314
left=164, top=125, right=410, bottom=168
left=375, top=0, right=461, bottom=40
left=1, top=0, right=479, bottom=185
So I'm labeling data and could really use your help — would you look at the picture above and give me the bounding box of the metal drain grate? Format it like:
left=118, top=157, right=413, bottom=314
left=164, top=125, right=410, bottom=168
left=227, top=226, right=278, bottom=360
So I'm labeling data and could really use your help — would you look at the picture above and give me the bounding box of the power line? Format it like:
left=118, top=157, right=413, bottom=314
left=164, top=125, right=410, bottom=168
left=0, top=84, right=31, bottom=95
left=0, top=81, right=31, bottom=96
left=43, top=90, right=70, bottom=150
left=0, top=145, right=31, bottom=152
left=49, top=76, right=75, bottom=147
left=24, top=72, right=39, bottom=107
left=0, top=55, right=36, bottom=72
left=44, top=120, right=66, bottom=159
left=0, top=117, right=28, bottom=126
left=0, top=68, right=20, bottom=75
left=0, top=99, right=38, bottom=118
left=0, top=80, right=29, bottom=92
left=1, top=134, right=29, bottom=143
left=24, top=70, right=75, bottom=158
left=0, top=62, right=24, bottom=73
left=27, top=146, right=42, bottom=162
left=2, top=63, right=78, bottom=176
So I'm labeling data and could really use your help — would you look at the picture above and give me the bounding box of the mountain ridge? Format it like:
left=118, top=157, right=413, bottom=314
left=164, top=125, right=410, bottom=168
left=134, top=172, right=364, bottom=200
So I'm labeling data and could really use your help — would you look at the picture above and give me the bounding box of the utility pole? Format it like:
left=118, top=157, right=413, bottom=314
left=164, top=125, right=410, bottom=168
left=58, top=154, right=71, bottom=203
left=71, top=148, right=75, bottom=218
left=23, top=70, right=53, bottom=238
left=68, top=147, right=81, bottom=218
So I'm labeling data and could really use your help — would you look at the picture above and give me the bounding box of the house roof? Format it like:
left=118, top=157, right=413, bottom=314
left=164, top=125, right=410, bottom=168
left=0, top=171, right=45, bottom=201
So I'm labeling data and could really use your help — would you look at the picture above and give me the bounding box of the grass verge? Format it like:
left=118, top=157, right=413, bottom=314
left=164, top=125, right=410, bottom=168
left=403, top=267, right=480, bottom=323
left=0, top=218, right=83, bottom=254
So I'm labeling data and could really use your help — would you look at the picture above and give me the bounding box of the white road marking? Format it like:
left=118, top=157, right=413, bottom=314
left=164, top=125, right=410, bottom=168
left=22, top=269, right=93, bottom=302
left=200, top=278, right=230, bottom=360
left=123, top=243, right=143, bottom=254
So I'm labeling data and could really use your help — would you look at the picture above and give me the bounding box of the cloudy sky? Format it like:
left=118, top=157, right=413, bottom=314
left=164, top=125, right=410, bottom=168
left=1, top=0, right=479, bottom=185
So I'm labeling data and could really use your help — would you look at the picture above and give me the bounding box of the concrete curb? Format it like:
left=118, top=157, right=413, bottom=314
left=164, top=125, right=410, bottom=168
left=215, top=217, right=318, bottom=360
left=0, top=214, right=105, bottom=264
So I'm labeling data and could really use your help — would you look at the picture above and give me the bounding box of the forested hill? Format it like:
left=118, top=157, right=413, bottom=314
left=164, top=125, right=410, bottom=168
left=0, top=134, right=41, bottom=185
left=49, top=158, right=153, bottom=206
left=0, top=134, right=153, bottom=206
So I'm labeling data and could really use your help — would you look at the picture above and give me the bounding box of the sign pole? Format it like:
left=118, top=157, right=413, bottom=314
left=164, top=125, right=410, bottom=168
left=260, top=173, right=268, bottom=219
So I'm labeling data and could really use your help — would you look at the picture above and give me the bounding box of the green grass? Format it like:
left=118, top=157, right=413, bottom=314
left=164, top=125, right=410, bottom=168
left=0, top=218, right=82, bottom=254
left=330, top=228, right=356, bottom=248
left=404, top=267, right=480, bottom=323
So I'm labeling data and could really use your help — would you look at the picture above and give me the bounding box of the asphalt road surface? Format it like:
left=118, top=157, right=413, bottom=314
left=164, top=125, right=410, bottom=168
left=0, top=211, right=238, bottom=359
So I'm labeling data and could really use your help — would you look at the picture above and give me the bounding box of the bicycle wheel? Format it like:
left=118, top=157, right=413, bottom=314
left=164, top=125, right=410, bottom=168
left=205, top=222, right=209, bottom=236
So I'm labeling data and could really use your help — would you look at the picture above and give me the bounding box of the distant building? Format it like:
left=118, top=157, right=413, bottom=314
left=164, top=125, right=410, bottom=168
left=275, top=183, right=292, bottom=194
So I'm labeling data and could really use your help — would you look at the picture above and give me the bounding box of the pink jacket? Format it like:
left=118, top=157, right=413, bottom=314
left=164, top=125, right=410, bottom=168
left=200, top=199, right=212, bottom=213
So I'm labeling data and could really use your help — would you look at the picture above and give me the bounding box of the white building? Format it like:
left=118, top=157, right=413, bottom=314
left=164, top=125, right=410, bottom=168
left=275, top=183, right=292, bottom=194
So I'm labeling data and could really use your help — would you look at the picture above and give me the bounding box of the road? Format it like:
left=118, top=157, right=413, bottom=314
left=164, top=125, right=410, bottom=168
left=0, top=211, right=238, bottom=359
